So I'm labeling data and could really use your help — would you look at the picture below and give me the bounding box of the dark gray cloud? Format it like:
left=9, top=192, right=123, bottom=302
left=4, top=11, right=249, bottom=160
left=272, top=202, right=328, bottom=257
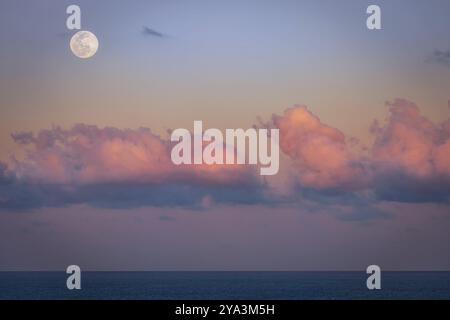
left=290, top=184, right=392, bottom=221
left=430, top=49, right=450, bottom=66
left=0, top=162, right=12, bottom=185
left=142, top=26, right=167, bottom=38
left=0, top=177, right=269, bottom=212
left=372, top=168, right=450, bottom=203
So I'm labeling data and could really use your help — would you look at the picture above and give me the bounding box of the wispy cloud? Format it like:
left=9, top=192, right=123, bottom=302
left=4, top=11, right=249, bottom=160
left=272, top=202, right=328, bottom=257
left=142, top=26, right=167, bottom=38
left=429, top=49, right=450, bottom=66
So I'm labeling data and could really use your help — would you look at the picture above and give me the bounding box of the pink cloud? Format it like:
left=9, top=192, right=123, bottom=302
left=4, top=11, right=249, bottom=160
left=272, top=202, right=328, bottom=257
left=10, top=124, right=256, bottom=186
left=263, top=99, right=449, bottom=204
left=273, top=105, right=369, bottom=190
left=371, top=99, right=450, bottom=178
left=2, top=99, right=449, bottom=211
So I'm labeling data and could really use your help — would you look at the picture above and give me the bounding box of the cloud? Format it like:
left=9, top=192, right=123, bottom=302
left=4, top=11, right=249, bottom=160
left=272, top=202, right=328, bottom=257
left=429, top=49, right=450, bottom=66
left=1, top=124, right=266, bottom=211
left=142, top=26, right=167, bottom=38
left=272, top=105, right=371, bottom=191
left=10, top=124, right=257, bottom=186
left=268, top=100, right=450, bottom=204
left=0, top=162, right=12, bottom=185
left=1, top=99, right=449, bottom=214
left=370, top=99, right=450, bottom=202
left=0, top=180, right=268, bottom=211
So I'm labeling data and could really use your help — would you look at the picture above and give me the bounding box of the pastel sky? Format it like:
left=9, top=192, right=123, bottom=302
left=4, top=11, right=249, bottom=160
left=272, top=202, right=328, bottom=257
left=0, top=0, right=450, bottom=271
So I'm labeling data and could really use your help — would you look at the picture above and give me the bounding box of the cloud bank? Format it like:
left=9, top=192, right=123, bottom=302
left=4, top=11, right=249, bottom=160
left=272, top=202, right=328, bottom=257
left=1, top=99, right=449, bottom=213
left=271, top=99, right=450, bottom=203
left=1, top=125, right=264, bottom=211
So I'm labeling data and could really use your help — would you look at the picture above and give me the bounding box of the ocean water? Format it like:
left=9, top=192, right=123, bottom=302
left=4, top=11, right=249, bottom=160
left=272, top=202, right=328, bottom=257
left=0, top=272, right=449, bottom=300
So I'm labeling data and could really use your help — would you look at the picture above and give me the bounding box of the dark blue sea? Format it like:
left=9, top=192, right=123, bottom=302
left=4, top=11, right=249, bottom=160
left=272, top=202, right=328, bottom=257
left=0, top=272, right=449, bottom=300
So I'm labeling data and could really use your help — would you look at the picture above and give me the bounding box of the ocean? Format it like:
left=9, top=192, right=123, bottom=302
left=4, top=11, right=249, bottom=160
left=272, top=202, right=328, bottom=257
left=0, top=271, right=449, bottom=300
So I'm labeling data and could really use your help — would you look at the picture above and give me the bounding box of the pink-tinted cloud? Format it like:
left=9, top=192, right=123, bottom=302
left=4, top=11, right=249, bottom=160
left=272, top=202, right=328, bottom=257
left=0, top=125, right=264, bottom=211
left=10, top=124, right=255, bottom=186
left=270, top=99, right=450, bottom=203
left=371, top=99, right=450, bottom=178
left=273, top=105, right=370, bottom=190
left=1, top=99, right=449, bottom=212
left=369, top=99, right=450, bottom=202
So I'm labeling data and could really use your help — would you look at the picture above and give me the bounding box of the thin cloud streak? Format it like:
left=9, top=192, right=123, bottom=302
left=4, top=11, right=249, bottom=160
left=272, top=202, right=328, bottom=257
left=142, top=26, right=167, bottom=38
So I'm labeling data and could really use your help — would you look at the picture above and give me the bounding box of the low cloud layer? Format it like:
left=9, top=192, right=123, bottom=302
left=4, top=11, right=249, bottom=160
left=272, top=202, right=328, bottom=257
left=1, top=125, right=264, bottom=211
left=1, top=99, right=449, bottom=213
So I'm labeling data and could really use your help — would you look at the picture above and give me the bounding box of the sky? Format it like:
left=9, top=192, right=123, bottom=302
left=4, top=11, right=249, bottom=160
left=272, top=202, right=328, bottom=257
left=0, top=0, right=450, bottom=271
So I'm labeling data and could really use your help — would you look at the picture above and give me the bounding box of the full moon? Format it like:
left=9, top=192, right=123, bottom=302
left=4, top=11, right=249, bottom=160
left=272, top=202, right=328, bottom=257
left=70, top=30, right=99, bottom=59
